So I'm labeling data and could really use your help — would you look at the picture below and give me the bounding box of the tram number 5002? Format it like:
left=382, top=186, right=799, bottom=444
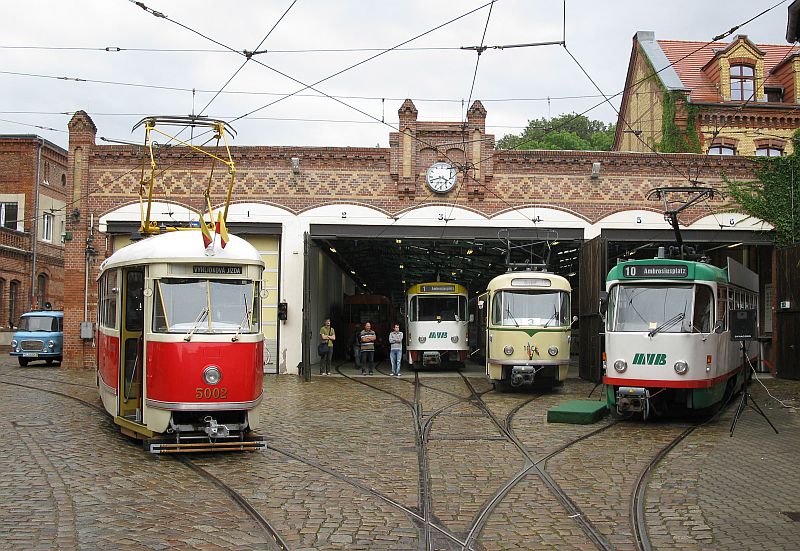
left=195, top=387, right=228, bottom=399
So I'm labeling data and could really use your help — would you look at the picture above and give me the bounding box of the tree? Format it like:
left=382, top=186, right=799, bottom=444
left=725, top=132, right=800, bottom=246
left=496, top=113, right=616, bottom=151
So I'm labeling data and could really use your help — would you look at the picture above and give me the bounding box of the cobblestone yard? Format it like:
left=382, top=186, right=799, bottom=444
left=1, top=357, right=799, bottom=550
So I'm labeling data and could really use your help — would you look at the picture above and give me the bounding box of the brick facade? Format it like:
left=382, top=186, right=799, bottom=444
left=62, top=104, right=761, bottom=369
left=0, top=136, right=67, bottom=348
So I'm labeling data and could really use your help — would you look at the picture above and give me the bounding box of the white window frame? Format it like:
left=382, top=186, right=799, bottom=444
left=42, top=212, right=54, bottom=242
left=0, top=202, right=19, bottom=230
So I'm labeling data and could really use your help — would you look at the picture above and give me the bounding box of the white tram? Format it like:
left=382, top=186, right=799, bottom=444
left=405, top=282, right=470, bottom=368
left=96, top=231, right=267, bottom=452
left=603, top=257, right=758, bottom=418
left=477, top=272, right=572, bottom=390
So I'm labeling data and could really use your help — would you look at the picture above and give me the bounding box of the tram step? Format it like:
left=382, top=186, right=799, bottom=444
left=547, top=399, right=608, bottom=425
left=145, top=439, right=266, bottom=454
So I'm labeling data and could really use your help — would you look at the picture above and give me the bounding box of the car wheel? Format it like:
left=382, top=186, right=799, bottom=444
left=18, top=358, right=28, bottom=367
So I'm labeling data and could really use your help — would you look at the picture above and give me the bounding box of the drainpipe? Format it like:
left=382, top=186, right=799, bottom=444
left=30, top=139, right=42, bottom=310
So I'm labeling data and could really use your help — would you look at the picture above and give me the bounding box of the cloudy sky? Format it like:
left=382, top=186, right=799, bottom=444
left=0, top=0, right=792, bottom=150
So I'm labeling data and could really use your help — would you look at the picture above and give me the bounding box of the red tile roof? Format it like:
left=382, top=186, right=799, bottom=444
left=656, top=39, right=799, bottom=102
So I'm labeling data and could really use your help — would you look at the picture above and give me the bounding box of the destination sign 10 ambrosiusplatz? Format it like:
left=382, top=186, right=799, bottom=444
left=622, top=264, right=688, bottom=278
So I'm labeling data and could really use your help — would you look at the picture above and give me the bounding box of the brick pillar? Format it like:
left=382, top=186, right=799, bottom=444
left=397, top=99, right=418, bottom=198
left=63, top=111, right=97, bottom=369
left=466, top=100, right=489, bottom=200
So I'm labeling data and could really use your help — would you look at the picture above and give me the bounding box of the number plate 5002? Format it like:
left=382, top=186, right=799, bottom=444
left=195, top=387, right=228, bottom=399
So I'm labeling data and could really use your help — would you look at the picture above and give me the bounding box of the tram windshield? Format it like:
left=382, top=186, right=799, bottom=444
left=607, top=284, right=712, bottom=333
left=153, top=278, right=259, bottom=334
left=409, top=295, right=467, bottom=322
left=492, top=290, right=570, bottom=327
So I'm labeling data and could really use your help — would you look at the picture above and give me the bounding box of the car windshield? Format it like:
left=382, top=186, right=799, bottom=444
left=608, top=284, right=693, bottom=333
left=18, top=315, right=59, bottom=332
left=492, top=290, right=570, bottom=327
left=153, top=278, right=258, bottom=334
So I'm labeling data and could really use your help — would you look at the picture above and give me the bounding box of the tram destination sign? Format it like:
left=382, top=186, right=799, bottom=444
left=193, top=265, right=243, bottom=275
left=421, top=284, right=456, bottom=293
left=622, top=264, right=688, bottom=279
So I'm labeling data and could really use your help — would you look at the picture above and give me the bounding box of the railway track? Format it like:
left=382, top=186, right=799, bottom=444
left=0, top=377, right=290, bottom=551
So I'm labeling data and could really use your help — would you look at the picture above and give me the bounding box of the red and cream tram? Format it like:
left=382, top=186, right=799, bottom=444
left=96, top=230, right=267, bottom=453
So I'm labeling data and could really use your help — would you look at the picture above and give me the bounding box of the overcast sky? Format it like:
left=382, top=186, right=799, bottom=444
left=0, top=1, right=792, bottom=150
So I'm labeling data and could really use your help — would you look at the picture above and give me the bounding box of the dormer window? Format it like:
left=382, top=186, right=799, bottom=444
left=765, top=87, right=784, bottom=103
left=730, top=64, right=755, bottom=101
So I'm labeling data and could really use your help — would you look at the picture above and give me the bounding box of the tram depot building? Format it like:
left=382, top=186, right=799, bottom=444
left=41, top=97, right=781, bottom=378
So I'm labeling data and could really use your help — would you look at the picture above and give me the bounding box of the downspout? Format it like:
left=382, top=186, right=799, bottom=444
left=84, top=212, right=93, bottom=321
left=31, top=139, right=42, bottom=310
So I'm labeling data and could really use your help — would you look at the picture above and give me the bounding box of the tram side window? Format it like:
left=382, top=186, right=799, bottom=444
left=693, top=285, right=713, bottom=333
left=99, top=271, right=118, bottom=330
left=716, top=286, right=728, bottom=330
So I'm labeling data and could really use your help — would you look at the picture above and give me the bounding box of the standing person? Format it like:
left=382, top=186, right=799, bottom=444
left=359, top=321, right=376, bottom=375
left=319, top=318, right=335, bottom=375
left=388, top=323, right=404, bottom=376
left=351, top=323, right=362, bottom=371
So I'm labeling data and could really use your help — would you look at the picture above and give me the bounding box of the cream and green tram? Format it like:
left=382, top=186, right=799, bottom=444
left=477, top=272, right=572, bottom=391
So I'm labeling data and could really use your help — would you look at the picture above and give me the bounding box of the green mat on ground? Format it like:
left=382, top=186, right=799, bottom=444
left=547, top=399, right=608, bottom=424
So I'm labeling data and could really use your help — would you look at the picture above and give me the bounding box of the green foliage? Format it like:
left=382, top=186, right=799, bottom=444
left=725, top=131, right=800, bottom=245
left=656, top=91, right=701, bottom=153
left=496, top=113, right=615, bottom=151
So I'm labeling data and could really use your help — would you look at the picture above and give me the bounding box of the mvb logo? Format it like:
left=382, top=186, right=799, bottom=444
left=632, top=353, right=667, bottom=365
left=428, top=331, right=448, bottom=339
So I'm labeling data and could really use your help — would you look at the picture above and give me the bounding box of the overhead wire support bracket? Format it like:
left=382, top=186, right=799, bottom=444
left=132, top=116, right=237, bottom=238
left=646, top=185, right=723, bottom=257
left=460, top=40, right=564, bottom=52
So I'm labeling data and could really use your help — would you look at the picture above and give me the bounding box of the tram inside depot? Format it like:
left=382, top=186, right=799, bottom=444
left=307, top=233, right=770, bottom=370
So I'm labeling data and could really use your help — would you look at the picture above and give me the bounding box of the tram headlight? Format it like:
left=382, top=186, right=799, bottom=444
left=418, top=336, right=426, bottom=343
left=451, top=336, right=459, bottom=343
left=674, top=360, right=689, bottom=375
left=613, top=359, right=627, bottom=373
left=503, top=345, right=514, bottom=356
left=48, top=340, right=55, bottom=350
left=11, top=339, right=16, bottom=348
left=203, top=366, right=222, bottom=385
left=548, top=345, right=559, bottom=357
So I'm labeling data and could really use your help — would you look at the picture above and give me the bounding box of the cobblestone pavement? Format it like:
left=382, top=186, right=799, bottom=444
left=0, top=357, right=799, bottom=550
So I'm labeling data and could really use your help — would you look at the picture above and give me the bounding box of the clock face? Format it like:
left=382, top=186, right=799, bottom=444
left=426, top=162, right=457, bottom=193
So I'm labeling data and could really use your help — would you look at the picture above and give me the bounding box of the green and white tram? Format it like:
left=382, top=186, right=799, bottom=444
left=477, top=272, right=572, bottom=391
left=603, top=257, right=758, bottom=418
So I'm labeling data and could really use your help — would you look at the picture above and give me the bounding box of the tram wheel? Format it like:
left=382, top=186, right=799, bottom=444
left=18, top=358, right=28, bottom=367
left=45, top=359, right=55, bottom=366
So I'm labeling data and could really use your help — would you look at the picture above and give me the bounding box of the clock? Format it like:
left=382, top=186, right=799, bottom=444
left=425, top=162, right=457, bottom=193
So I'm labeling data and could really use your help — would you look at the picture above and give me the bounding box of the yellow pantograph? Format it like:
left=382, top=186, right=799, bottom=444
left=132, top=116, right=237, bottom=248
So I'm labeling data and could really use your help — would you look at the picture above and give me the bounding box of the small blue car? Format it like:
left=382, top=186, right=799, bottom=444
left=10, top=310, right=64, bottom=366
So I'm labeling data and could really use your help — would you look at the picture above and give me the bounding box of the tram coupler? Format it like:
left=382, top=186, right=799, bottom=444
left=510, top=365, right=535, bottom=387
left=616, top=387, right=650, bottom=414
left=203, top=415, right=230, bottom=438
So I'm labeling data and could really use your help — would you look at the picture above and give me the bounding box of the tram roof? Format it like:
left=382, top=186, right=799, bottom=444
left=406, top=282, right=468, bottom=295
left=99, top=231, right=264, bottom=273
left=486, top=271, right=571, bottom=291
left=607, top=258, right=727, bottom=284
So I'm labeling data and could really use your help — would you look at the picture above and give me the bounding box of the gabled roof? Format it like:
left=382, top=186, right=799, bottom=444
left=636, top=32, right=799, bottom=103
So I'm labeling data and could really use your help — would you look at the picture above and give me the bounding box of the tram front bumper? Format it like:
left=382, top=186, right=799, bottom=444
left=616, top=387, right=649, bottom=413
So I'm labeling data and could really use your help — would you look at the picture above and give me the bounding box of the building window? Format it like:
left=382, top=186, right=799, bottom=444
left=61, top=174, right=67, bottom=186
left=42, top=212, right=54, bottom=242
left=0, top=279, right=5, bottom=327
left=708, top=145, right=736, bottom=155
left=756, top=146, right=783, bottom=157
left=36, top=273, right=47, bottom=309
left=765, top=87, right=784, bottom=102
left=9, top=280, right=19, bottom=327
left=0, top=202, right=18, bottom=230
left=730, top=64, right=755, bottom=101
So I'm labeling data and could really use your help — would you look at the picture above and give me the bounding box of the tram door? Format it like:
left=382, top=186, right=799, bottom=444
left=118, top=268, right=145, bottom=422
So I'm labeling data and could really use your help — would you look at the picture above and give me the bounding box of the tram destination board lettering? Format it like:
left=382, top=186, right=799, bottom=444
left=192, top=265, right=243, bottom=275
left=622, top=264, right=688, bottom=278
left=421, top=284, right=456, bottom=293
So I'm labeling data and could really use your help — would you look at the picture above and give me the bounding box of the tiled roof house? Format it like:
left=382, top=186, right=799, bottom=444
left=613, top=31, right=800, bottom=156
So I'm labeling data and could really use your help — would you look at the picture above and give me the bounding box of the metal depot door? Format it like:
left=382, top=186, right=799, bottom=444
left=775, top=244, right=800, bottom=379
left=578, top=236, right=607, bottom=382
